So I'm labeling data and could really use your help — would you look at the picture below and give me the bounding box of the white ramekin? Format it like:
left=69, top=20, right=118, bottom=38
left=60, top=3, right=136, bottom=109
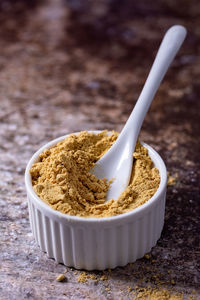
left=25, top=131, right=167, bottom=271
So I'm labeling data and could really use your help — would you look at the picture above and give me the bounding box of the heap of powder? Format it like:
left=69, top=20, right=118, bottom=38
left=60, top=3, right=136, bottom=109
left=30, top=131, right=160, bottom=218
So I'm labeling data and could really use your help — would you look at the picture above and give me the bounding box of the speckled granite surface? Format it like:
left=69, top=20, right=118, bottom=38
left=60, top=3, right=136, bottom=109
left=0, top=0, right=199, bottom=299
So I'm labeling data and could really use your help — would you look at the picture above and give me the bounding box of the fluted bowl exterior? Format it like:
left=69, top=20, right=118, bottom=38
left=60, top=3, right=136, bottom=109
left=25, top=131, right=167, bottom=270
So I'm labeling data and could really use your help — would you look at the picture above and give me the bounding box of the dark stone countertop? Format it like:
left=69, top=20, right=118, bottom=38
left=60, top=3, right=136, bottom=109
left=0, top=0, right=199, bottom=299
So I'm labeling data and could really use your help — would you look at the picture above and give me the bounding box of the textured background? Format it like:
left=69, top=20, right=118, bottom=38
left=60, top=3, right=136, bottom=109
left=0, top=0, right=199, bottom=299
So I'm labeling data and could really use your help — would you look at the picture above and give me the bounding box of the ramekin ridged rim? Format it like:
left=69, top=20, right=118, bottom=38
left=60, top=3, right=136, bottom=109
left=25, top=131, right=167, bottom=224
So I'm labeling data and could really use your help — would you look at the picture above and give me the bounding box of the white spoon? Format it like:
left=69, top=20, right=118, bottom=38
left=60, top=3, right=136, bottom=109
left=92, top=25, right=187, bottom=201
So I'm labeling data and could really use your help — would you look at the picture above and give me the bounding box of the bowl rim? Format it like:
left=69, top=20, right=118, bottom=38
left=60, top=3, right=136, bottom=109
left=25, top=130, right=167, bottom=224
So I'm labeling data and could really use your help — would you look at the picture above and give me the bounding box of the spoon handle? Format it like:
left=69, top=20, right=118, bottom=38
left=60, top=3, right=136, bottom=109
left=121, top=25, right=187, bottom=140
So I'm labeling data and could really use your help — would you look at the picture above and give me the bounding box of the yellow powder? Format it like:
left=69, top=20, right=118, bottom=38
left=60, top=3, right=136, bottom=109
left=56, top=274, right=66, bottom=282
left=167, top=172, right=177, bottom=186
left=30, top=131, right=160, bottom=218
left=133, top=286, right=183, bottom=300
left=99, top=274, right=108, bottom=281
left=77, top=272, right=98, bottom=283
left=77, top=272, right=88, bottom=283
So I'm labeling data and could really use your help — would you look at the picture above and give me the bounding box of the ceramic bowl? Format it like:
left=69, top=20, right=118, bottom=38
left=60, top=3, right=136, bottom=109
left=25, top=131, right=167, bottom=270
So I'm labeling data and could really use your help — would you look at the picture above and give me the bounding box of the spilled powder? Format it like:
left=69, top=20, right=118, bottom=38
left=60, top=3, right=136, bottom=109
left=56, top=274, right=66, bottom=282
left=167, top=174, right=176, bottom=186
left=133, top=286, right=183, bottom=300
left=30, top=131, right=160, bottom=218
left=77, top=271, right=108, bottom=283
left=55, top=268, right=196, bottom=300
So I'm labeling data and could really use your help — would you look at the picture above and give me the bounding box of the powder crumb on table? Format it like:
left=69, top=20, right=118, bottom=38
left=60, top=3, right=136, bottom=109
left=30, top=131, right=160, bottom=218
left=89, top=274, right=98, bottom=280
left=77, top=272, right=98, bottom=283
left=189, top=296, right=197, bottom=300
left=56, top=274, right=66, bottom=282
left=167, top=173, right=177, bottom=186
left=133, top=286, right=184, bottom=300
left=128, top=286, right=132, bottom=292
left=77, top=272, right=88, bottom=283
left=99, top=274, right=108, bottom=281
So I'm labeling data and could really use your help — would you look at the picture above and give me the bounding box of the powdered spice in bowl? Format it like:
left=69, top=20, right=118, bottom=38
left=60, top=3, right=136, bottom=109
left=30, top=131, right=160, bottom=217
left=25, top=130, right=167, bottom=270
